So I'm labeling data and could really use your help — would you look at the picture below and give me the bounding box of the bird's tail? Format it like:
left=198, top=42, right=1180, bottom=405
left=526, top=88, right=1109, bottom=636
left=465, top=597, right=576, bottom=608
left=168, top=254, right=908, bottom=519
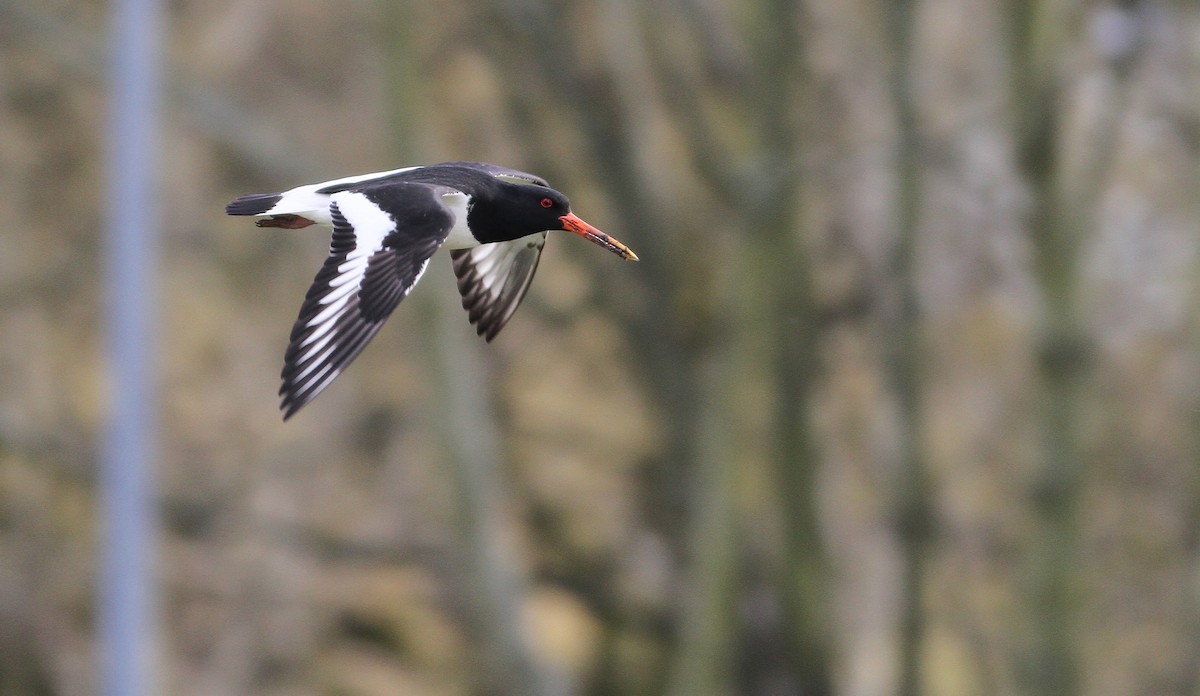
left=225, top=193, right=283, bottom=216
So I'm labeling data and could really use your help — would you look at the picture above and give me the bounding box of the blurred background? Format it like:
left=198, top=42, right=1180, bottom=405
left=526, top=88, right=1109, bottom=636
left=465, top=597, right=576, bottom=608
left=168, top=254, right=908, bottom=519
left=2, top=0, right=1199, bottom=694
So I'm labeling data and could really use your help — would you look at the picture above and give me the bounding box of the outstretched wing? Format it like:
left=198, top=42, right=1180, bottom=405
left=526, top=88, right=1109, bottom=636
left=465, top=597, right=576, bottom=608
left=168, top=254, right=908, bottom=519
left=279, top=184, right=453, bottom=418
left=450, top=232, right=547, bottom=342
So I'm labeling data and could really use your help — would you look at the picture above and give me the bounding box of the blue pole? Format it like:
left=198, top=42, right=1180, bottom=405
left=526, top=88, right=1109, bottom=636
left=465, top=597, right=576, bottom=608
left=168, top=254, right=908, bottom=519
left=103, top=0, right=161, bottom=693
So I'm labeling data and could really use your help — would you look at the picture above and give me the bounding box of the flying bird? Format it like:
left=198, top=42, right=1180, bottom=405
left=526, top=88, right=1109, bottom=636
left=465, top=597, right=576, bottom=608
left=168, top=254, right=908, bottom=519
left=226, top=161, right=638, bottom=419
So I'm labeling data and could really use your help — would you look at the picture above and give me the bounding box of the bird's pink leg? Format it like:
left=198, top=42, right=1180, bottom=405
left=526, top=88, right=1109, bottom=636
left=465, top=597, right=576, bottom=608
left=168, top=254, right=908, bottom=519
left=256, top=215, right=315, bottom=229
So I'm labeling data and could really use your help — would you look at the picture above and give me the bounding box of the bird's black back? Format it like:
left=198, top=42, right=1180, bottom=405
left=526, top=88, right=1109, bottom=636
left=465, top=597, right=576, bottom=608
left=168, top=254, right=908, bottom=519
left=315, top=162, right=544, bottom=197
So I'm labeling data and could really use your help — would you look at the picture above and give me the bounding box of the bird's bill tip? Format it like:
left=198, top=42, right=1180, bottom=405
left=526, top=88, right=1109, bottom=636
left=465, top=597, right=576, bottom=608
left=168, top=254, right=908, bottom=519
left=560, top=212, right=638, bottom=261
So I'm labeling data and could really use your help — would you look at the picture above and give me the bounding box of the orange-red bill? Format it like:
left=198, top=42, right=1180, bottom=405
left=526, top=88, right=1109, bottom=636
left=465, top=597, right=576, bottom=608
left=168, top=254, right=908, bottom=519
left=560, top=212, right=639, bottom=261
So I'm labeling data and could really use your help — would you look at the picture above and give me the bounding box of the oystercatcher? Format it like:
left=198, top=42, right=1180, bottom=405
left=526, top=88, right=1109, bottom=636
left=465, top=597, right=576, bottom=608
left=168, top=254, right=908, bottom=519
left=226, top=161, right=638, bottom=419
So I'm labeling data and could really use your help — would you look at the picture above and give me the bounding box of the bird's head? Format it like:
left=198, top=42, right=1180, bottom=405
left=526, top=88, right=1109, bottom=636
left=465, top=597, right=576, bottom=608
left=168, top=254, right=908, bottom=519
left=475, top=184, right=639, bottom=261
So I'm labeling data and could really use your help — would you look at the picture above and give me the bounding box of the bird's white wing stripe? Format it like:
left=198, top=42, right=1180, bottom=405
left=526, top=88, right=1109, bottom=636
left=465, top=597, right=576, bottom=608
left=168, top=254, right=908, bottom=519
left=335, top=190, right=394, bottom=249
left=303, top=191, right=395, bottom=329
left=297, top=330, right=337, bottom=364
left=316, top=165, right=422, bottom=190
left=293, top=346, right=338, bottom=384
left=307, top=296, right=350, bottom=328
left=328, top=268, right=364, bottom=287
left=299, top=313, right=339, bottom=347
left=317, top=281, right=358, bottom=306
left=340, top=244, right=378, bottom=266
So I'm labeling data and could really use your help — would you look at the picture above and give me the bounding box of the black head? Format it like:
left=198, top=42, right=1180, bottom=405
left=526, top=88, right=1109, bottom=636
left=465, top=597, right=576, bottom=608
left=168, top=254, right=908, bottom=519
left=468, top=184, right=571, bottom=243
left=470, top=182, right=639, bottom=260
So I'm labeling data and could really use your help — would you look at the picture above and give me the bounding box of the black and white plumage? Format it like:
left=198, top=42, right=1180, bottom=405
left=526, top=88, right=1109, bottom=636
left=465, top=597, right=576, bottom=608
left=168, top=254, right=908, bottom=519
left=226, top=161, right=638, bottom=419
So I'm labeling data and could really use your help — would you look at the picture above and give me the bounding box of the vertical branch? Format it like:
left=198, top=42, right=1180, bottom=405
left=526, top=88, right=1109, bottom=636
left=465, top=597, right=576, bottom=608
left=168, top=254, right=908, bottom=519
left=884, top=1, right=931, bottom=694
left=1010, top=4, right=1137, bottom=695
left=426, top=286, right=568, bottom=696
left=1008, top=4, right=1079, bottom=693
left=661, top=337, right=740, bottom=696
left=748, top=0, right=832, bottom=691
left=1189, top=314, right=1200, bottom=695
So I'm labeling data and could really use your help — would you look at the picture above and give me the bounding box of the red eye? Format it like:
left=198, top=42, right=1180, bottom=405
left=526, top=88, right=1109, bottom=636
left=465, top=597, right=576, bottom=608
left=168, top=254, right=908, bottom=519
left=540, top=197, right=554, bottom=208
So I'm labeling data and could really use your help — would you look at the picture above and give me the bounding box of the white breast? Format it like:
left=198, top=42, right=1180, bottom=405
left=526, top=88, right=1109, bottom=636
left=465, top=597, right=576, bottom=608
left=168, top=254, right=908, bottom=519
left=439, top=192, right=479, bottom=249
